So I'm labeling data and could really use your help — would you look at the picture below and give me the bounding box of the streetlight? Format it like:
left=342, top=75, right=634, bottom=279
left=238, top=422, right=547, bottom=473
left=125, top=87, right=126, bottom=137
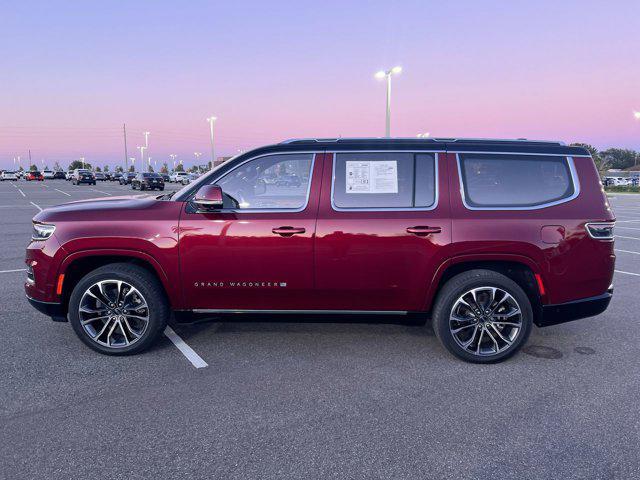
left=169, top=154, right=177, bottom=170
left=206, top=116, right=217, bottom=167
left=374, top=66, right=402, bottom=137
left=80, top=157, right=85, bottom=169
left=194, top=152, right=202, bottom=170
left=137, top=145, right=146, bottom=166
left=129, top=157, right=136, bottom=171
left=634, top=111, right=640, bottom=120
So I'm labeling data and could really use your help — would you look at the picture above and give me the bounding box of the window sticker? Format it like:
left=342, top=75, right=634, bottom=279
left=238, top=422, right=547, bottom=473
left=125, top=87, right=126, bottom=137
left=346, top=160, right=398, bottom=194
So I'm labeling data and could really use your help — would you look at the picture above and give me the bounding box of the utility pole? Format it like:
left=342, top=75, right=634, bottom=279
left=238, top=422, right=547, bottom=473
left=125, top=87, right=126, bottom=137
left=206, top=116, right=217, bottom=168
left=123, top=123, right=129, bottom=171
left=28, top=149, right=32, bottom=166
left=169, top=154, right=177, bottom=171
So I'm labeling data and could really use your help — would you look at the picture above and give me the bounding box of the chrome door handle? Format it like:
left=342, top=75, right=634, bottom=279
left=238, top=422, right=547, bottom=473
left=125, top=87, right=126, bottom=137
left=272, top=226, right=306, bottom=237
left=406, top=226, right=441, bottom=236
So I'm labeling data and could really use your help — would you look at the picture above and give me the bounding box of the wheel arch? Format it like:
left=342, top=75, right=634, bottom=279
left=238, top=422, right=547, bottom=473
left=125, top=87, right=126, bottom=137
left=425, top=255, right=544, bottom=324
left=57, top=250, right=177, bottom=315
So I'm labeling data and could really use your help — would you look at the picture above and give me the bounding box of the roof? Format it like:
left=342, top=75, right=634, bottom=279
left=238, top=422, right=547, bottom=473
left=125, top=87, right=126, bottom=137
left=273, top=137, right=589, bottom=156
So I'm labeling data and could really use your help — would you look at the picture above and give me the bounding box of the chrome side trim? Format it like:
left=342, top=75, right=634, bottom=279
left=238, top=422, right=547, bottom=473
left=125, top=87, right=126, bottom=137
left=192, top=309, right=408, bottom=315
left=456, top=154, right=581, bottom=211
left=328, top=150, right=440, bottom=212
left=186, top=151, right=318, bottom=214
left=585, top=222, right=615, bottom=241
left=449, top=150, right=590, bottom=157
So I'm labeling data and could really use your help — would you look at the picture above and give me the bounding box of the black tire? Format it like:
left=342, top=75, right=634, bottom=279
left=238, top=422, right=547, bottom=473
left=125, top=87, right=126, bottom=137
left=68, top=263, right=169, bottom=355
left=140, top=184, right=146, bottom=191
left=432, top=269, right=533, bottom=364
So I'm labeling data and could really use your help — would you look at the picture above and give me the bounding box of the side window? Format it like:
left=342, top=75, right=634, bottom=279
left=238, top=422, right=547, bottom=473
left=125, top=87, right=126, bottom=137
left=214, top=153, right=314, bottom=210
left=459, top=154, right=575, bottom=208
left=332, top=152, right=436, bottom=209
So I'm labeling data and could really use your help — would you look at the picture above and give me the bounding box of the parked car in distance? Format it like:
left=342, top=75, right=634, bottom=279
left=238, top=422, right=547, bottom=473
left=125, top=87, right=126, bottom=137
left=43, top=170, right=55, bottom=180
left=1, top=171, right=18, bottom=181
left=72, top=169, right=96, bottom=185
left=103, top=172, right=112, bottom=181
left=65, top=171, right=74, bottom=181
left=160, top=173, right=171, bottom=182
left=119, top=172, right=136, bottom=185
left=111, top=172, right=123, bottom=182
left=53, top=171, right=66, bottom=180
left=170, top=171, right=189, bottom=183
left=94, top=172, right=106, bottom=181
left=25, top=171, right=44, bottom=181
left=25, top=138, right=615, bottom=363
left=180, top=173, right=199, bottom=185
left=131, top=172, right=165, bottom=191
left=275, top=173, right=302, bottom=187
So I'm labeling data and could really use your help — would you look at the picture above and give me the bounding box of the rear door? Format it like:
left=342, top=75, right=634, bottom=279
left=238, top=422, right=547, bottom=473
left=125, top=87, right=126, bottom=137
left=314, top=150, right=452, bottom=312
left=178, top=152, right=323, bottom=310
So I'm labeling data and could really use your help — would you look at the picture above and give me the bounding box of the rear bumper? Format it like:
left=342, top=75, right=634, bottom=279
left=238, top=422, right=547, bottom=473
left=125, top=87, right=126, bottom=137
left=537, top=288, right=613, bottom=327
left=26, top=296, right=67, bottom=322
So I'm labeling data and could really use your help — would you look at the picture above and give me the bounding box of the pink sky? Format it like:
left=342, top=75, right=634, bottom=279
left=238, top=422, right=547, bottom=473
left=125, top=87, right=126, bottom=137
left=1, top=1, right=639, bottom=169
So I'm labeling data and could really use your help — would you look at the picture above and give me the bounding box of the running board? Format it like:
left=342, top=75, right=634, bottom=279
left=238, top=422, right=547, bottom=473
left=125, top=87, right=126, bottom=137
left=190, top=309, right=409, bottom=315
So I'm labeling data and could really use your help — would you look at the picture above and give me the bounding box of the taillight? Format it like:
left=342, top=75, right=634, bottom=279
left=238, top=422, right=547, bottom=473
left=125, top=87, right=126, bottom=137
left=585, top=222, right=615, bottom=240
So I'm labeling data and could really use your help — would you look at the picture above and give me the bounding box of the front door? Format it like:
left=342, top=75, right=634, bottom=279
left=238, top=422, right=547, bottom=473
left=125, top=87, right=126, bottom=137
left=314, top=151, right=451, bottom=312
left=179, top=152, right=323, bottom=310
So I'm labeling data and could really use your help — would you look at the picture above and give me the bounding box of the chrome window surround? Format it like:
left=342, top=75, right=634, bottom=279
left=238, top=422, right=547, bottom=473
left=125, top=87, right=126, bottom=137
left=455, top=153, right=581, bottom=211
left=329, top=151, right=442, bottom=212
left=188, top=152, right=318, bottom=214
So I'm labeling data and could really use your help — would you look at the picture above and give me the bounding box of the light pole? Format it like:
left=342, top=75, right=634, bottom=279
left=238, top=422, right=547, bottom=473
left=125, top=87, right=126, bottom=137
left=80, top=157, right=85, bottom=169
left=129, top=157, right=136, bottom=171
left=169, top=154, right=177, bottom=170
left=143, top=131, right=150, bottom=151
left=375, top=66, right=402, bottom=137
left=206, top=116, right=217, bottom=168
left=417, top=132, right=430, bottom=138
left=137, top=146, right=146, bottom=167
left=194, top=152, right=202, bottom=172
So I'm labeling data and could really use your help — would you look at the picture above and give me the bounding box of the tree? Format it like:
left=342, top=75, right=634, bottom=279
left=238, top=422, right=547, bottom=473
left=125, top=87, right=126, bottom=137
left=103, top=165, right=110, bottom=172
left=115, top=165, right=124, bottom=173
left=128, top=165, right=135, bottom=172
left=160, top=162, right=169, bottom=174
left=570, top=143, right=605, bottom=171
left=147, top=165, right=154, bottom=172
left=29, top=164, right=37, bottom=171
left=68, top=160, right=92, bottom=170
left=53, top=161, right=61, bottom=171
left=17, top=166, right=24, bottom=172
left=95, top=166, right=102, bottom=172
left=599, top=148, right=638, bottom=170
left=174, top=163, right=184, bottom=172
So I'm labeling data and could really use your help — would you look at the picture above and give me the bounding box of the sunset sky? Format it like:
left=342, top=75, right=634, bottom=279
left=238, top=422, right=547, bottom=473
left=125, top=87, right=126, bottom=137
left=1, top=0, right=639, bottom=169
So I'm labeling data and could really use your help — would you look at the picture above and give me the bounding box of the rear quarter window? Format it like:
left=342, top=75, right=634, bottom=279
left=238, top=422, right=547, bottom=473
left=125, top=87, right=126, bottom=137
left=458, top=154, right=576, bottom=208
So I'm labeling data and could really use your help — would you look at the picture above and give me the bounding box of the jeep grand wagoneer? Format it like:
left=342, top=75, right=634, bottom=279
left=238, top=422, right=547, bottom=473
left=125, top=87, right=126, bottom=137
left=25, top=138, right=615, bottom=363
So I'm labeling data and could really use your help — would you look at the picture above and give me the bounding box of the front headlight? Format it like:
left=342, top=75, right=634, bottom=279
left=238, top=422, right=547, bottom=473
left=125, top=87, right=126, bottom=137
left=32, top=222, right=55, bottom=241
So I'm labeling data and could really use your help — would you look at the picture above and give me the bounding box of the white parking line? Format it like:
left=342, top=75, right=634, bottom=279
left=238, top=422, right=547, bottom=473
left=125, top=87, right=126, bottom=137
left=615, top=235, right=640, bottom=241
left=16, top=188, right=26, bottom=197
left=615, top=249, right=640, bottom=255
left=614, top=219, right=640, bottom=223
left=54, top=189, right=71, bottom=196
left=163, top=326, right=208, bottom=369
left=30, top=201, right=43, bottom=212
left=91, top=189, right=112, bottom=196
left=0, top=268, right=27, bottom=274
left=615, top=269, right=640, bottom=277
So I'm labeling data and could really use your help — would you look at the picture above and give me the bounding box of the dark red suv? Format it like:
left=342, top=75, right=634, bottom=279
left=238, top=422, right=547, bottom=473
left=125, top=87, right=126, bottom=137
left=25, top=138, right=615, bottom=362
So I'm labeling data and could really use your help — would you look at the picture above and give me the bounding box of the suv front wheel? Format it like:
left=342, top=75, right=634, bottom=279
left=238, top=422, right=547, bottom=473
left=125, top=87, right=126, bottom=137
left=432, top=270, right=533, bottom=363
left=68, top=263, right=169, bottom=355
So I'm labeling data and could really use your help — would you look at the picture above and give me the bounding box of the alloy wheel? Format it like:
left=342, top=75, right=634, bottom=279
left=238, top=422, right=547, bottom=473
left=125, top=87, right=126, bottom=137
left=449, top=286, right=523, bottom=357
left=78, top=280, right=150, bottom=348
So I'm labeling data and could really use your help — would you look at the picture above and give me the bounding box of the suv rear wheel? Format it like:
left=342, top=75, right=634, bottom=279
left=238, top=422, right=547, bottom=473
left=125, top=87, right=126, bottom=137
left=68, top=263, right=169, bottom=355
left=432, top=270, right=533, bottom=363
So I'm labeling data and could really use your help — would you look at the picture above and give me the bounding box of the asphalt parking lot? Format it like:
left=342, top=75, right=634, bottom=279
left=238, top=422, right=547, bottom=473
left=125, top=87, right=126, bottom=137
left=1, top=180, right=639, bottom=479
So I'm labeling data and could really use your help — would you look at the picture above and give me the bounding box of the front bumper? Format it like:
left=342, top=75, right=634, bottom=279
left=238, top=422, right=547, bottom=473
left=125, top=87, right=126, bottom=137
left=537, top=288, right=613, bottom=327
left=26, top=296, right=67, bottom=322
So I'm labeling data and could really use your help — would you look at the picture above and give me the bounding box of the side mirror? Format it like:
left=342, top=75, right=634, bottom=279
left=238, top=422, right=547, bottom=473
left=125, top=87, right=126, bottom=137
left=193, top=185, right=224, bottom=210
